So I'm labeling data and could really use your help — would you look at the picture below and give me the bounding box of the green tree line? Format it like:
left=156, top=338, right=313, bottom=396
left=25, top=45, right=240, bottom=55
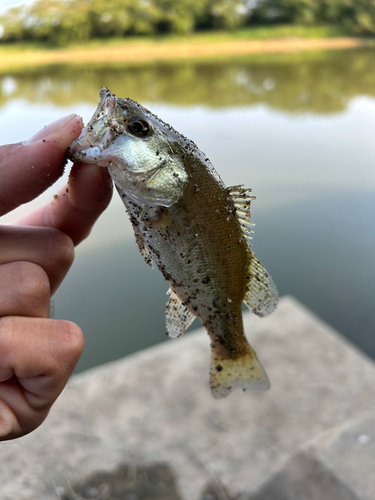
left=254, top=0, right=375, bottom=34
left=0, top=0, right=375, bottom=46
left=0, top=0, right=250, bottom=45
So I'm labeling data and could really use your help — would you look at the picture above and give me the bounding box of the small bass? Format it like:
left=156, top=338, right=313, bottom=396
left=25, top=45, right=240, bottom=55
left=68, top=88, right=278, bottom=398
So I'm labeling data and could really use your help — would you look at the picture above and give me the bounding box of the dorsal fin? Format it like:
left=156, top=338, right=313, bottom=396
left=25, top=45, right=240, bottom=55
left=166, top=288, right=196, bottom=338
left=228, top=185, right=278, bottom=316
left=244, top=254, right=279, bottom=317
left=228, top=185, right=256, bottom=244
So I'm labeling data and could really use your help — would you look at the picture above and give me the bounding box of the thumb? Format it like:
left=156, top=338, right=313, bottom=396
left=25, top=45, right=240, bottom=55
left=0, top=114, right=83, bottom=217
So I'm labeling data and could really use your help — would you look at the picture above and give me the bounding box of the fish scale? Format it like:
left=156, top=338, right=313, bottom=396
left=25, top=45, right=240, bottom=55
left=68, top=87, right=279, bottom=398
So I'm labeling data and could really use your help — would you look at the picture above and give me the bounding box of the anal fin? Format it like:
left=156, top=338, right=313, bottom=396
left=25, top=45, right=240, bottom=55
left=166, top=288, right=196, bottom=338
left=244, top=255, right=279, bottom=317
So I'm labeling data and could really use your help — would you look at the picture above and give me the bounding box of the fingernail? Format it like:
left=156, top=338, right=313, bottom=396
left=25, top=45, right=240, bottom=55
left=26, top=114, right=79, bottom=144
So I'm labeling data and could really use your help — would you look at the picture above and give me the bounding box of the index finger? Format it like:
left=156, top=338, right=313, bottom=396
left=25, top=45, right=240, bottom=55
left=0, top=114, right=82, bottom=217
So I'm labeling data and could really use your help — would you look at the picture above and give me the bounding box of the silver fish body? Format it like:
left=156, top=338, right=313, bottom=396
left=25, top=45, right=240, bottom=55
left=68, top=88, right=278, bottom=398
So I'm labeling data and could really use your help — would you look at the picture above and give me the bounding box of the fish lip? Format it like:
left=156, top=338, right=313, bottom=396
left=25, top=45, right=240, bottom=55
left=95, top=87, right=117, bottom=123
left=67, top=87, right=121, bottom=162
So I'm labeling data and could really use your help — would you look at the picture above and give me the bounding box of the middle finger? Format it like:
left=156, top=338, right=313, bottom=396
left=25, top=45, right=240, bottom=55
left=0, top=226, right=74, bottom=294
left=0, top=262, right=50, bottom=318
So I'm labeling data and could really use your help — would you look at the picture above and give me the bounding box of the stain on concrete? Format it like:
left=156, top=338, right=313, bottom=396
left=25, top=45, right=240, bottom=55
left=60, top=463, right=181, bottom=500
left=59, top=463, right=236, bottom=500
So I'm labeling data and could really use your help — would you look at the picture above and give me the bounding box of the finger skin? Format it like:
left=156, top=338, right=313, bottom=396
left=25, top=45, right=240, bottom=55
left=0, top=226, right=74, bottom=295
left=16, top=162, right=113, bottom=246
left=0, top=317, right=84, bottom=440
left=0, top=262, right=51, bottom=318
left=0, top=114, right=83, bottom=216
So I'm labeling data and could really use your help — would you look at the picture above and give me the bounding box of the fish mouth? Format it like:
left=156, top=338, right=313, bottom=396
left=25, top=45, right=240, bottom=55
left=67, top=87, right=123, bottom=166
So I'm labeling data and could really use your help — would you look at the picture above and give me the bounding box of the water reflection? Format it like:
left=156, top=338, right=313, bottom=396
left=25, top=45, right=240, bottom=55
left=2, top=49, right=375, bottom=113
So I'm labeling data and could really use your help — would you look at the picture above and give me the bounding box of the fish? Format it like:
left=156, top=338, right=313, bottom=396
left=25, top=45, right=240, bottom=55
left=67, top=87, right=279, bottom=398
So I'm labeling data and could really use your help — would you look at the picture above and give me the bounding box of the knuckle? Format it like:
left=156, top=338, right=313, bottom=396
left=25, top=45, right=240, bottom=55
left=45, top=228, right=75, bottom=271
left=2, top=262, right=51, bottom=316
left=50, top=320, right=84, bottom=369
left=18, top=262, right=50, bottom=304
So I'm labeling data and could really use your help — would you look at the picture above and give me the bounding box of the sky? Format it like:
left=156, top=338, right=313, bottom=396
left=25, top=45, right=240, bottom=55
left=0, top=0, right=34, bottom=13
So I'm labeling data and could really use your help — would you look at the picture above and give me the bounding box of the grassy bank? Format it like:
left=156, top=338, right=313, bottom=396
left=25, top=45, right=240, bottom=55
left=0, top=25, right=372, bottom=72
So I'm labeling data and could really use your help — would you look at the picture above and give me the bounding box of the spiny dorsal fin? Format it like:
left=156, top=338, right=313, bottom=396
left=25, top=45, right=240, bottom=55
left=166, top=288, right=195, bottom=338
left=228, top=185, right=256, bottom=244
left=244, top=254, right=279, bottom=317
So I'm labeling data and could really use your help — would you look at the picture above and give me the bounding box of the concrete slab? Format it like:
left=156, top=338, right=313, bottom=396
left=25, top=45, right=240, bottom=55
left=0, top=296, right=374, bottom=500
left=251, top=411, right=375, bottom=500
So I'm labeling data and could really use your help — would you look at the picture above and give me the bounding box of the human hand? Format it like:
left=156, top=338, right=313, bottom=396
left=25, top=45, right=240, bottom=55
left=0, top=114, right=113, bottom=440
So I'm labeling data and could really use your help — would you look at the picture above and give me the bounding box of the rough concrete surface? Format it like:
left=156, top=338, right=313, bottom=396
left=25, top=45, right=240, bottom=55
left=251, top=411, right=375, bottom=500
left=0, top=296, right=374, bottom=500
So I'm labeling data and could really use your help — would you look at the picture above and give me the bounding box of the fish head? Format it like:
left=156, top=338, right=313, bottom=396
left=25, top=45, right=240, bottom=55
left=68, top=87, right=189, bottom=207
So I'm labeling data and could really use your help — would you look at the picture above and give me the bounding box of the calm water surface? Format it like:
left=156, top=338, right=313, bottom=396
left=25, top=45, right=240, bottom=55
left=1, top=48, right=374, bottom=371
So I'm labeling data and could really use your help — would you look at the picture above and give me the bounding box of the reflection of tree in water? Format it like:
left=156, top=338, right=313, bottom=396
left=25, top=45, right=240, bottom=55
left=1, top=49, right=375, bottom=114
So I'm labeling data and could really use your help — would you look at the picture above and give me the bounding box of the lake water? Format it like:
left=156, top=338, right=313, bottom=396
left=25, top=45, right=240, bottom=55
left=0, top=48, right=374, bottom=372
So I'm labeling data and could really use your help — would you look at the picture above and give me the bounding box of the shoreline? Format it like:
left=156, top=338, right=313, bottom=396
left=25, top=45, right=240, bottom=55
left=0, top=36, right=372, bottom=72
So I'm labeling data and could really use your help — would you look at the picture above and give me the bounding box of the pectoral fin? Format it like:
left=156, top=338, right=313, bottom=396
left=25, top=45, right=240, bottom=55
left=166, top=288, right=195, bottom=338
left=244, top=255, right=279, bottom=317
left=134, top=230, right=154, bottom=268
left=116, top=185, right=154, bottom=268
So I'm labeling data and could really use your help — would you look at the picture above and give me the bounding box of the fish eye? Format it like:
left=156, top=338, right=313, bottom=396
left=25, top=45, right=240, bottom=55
left=127, top=118, right=151, bottom=137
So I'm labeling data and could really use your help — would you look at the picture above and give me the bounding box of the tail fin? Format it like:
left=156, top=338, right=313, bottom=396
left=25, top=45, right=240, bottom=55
left=209, top=344, right=270, bottom=399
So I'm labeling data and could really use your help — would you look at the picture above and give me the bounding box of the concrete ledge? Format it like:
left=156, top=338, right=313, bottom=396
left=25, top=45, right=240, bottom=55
left=1, top=296, right=374, bottom=499
left=251, top=411, right=375, bottom=500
